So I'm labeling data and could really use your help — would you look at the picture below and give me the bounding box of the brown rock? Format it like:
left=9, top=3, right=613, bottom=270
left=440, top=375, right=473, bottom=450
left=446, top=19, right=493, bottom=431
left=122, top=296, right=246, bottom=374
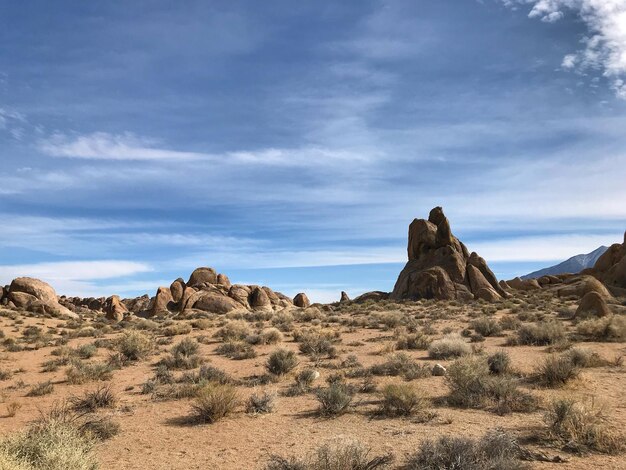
left=217, top=273, right=231, bottom=288
left=589, top=232, right=626, bottom=290
left=293, top=293, right=310, bottom=308
left=391, top=207, right=501, bottom=301
left=557, top=275, right=612, bottom=299
left=249, top=286, right=271, bottom=309
left=575, top=291, right=611, bottom=318
left=340, top=291, right=350, bottom=303
left=8, top=277, right=76, bottom=318
left=507, top=277, right=541, bottom=291
left=185, top=291, right=240, bottom=314
left=353, top=291, right=390, bottom=303
left=187, top=267, right=217, bottom=287
left=467, top=265, right=501, bottom=301
left=169, top=278, right=186, bottom=303
left=499, top=280, right=511, bottom=290
left=227, top=285, right=251, bottom=308
left=149, top=287, right=174, bottom=317
left=103, top=295, right=128, bottom=322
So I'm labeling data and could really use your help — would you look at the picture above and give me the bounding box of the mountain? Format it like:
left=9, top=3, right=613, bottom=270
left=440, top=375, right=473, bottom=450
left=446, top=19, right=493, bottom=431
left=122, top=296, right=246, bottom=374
left=521, top=246, right=609, bottom=280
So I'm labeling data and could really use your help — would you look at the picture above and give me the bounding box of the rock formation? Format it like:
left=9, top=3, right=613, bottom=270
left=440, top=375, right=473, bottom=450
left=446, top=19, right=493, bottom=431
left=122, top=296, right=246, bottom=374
left=103, top=295, right=128, bottom=322
left=575, top=291, right=611, bottom=318
left=557, top=275, right=612, bottom=299
left=588, top=231, right=626, bottom=293
left=149, top=287, right=174, bottom=317
left=340, top=291, right=350, bottom=303
left=4, top=277, right=76, bottom=318
left=507, top=277, right=541, bottom=291
left=390, top=207, right=504, bottom=301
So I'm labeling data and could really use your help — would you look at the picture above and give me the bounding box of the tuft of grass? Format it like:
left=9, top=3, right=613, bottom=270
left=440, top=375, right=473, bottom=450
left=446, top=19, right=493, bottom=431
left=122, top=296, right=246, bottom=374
left=511, top=321, right=566, bottom=346
left=534, top=354, right=580, bottom=388
left=216, top=341, right=257, bottom=360
left=576, top=315, right=626, bottom=342
left=246, top=391, right=277, bottom=414
left=161, top=322, right=192, bottom=337
left=191, top=383, right=239, bottom=423
left=115, top=331, right=154, bottom=362
left=470, top=317, right=502, bottom=337
left=404, top=428, right=529, bottom=470
left=66, top=361, right=113, bottom=385
left=5, top=401, right=22, bottom=418
left=27, top=381, right=54, bottom=397
left=266, top=439, right=393, bottom=470
left=428, top=334, right=471, bottom=359
left=70, top=385, right=117, bottom=412
left=259, top=328, right=283, bottom=345
left=214, top=321, right=252, bottom=341
left=266, top=349, right=298, bottom=376
left=161, top=338, right=202, bottom=369
left=545, top=399, right=624, bottom=454
left=378, top=383, right=427, bottom=417
left=487, top=351, right=511, bottom=375
left=370, top=353, right=430, bottom=381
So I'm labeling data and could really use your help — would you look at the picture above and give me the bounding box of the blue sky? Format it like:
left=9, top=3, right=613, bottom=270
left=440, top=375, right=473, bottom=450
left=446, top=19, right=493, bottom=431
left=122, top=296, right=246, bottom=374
left=1, top=0, right=625, bottom=302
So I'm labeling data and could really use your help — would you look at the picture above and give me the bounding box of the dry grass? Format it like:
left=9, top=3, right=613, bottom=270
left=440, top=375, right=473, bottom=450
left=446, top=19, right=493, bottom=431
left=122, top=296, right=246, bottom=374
left=191, top=383, right=239, bottom=423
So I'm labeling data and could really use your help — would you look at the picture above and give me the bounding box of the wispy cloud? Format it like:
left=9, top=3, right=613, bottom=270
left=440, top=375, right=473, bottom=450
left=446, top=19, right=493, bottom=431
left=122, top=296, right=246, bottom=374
left=503, top=0, right=626, bottom=98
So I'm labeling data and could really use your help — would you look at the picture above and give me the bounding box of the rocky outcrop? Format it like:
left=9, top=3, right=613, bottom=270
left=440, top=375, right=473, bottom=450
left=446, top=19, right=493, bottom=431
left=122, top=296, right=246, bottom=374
left=187, top=267, right=218, bottom=287
left=507, top=277, right=541, bottom=291
left=249, top=286, right=271, bottom=309
left=170, top=278, right=186, bottom=303
left=588, top=232, right=626, bottom=292
left=6, top=277, right=76, bottom=318
left=217, top=273, right=231, bottom=288
left=557, top=275, right=612, bottom=299
left=103, top=295, right=128, bottom=322
left=575, top=291, right=611, bottom=318
left=353, top=291, right=390, bottom=303
left=293, top=293, right=310, bottom=308
left=340, top=291, right=350, bottom=303
left=391, top=207, right=504, bottom=301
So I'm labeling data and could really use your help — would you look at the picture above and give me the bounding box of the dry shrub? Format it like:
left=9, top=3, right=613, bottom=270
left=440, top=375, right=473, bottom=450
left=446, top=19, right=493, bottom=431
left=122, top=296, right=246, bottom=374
left=470, top=317, right=502, bottom=337
left=395, top=332, right=430, bottom=350
left=214, top=320, right=252, bottom=341
left=161, top=322, right=192, bottom=337
left=487, top=351, right=511, bottom=375
left=428, top=334, right=471, bottom=359
left=70, top=385, right=117, bottom=412
left=266, top=438, right=393, bottom=470
left=115, top=331, right=154, bottom=361
left=378, top=383, right=427, bottom=417
left=545, top=399, right=623, bottom=454
left=66, top=361, right=113, bottom=385
left=246, top=391, right=277, bottom=414
left=446, top=356, right=538, bottom=414
left=316, top=383, right=353, bottom=416
left=534, top=354, right=579, bottom=388
left=259, top=328, right=283, bottom=345
left=27, top=381, right=54, bottom=397
left=370, top=353, right=430, bottom=381
left=216, top=341, right=257, bottom=360
left=576, top=315, right=626, bottom=342
left=511, top=321, right=566, bottom=346
left=266, top=349, right=298, bottom=376
left=191, top=383, right=239, bottom=423
left=161, top=338, right=202, bottom=369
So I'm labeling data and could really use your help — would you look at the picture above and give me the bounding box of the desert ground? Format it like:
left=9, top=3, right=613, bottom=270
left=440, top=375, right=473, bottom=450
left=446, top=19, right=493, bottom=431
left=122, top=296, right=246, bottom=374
left=0, top=289, right=624, bottom=469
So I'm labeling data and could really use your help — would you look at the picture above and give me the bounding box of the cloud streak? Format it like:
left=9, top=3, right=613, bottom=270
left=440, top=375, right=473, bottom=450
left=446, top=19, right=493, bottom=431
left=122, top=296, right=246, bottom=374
left=504, top=0, right=626, bottom=98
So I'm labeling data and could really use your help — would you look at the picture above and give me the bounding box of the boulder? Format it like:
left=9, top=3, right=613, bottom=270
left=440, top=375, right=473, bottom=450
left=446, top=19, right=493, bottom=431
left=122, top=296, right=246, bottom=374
left=432, top=364, right=446, bottom=376
left=589, top=232, right=626, bottom=291
left=575, top=291, right=611, bottom=318
left=217, top=273, right=231, bottom=288
left=170, top=278, right=186, bottom=303
left=507, top=277, right=541, bottom=291
left=353, top=291, right=390, bottom=303
left=123, top=294, right=151, bottom=314
left=293, top=293, right=310, bottom=308
left=499, top=280, right=511, bottom=290
left=228, top=285, right=251, bottom=308
left=184, top=291, right=241, bottom=314
left=149, top=287, right=174, bottom=317
left=557, top=275, right=612, bottom=299
left=249, top=286, right=271, bottom=309
left=7, top=277, right=76, bottom=318
left=391, top=207, right=501, bottom=301
left=340, top=291, right=350, bottom=303
left=103, top=295, right=128, bottom=322
left=187, top=267, right=218, bottom=287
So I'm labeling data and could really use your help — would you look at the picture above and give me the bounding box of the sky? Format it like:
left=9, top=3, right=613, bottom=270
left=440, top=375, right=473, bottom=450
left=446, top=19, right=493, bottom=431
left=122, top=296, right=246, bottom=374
left=1, top=0, right=625, bottom=303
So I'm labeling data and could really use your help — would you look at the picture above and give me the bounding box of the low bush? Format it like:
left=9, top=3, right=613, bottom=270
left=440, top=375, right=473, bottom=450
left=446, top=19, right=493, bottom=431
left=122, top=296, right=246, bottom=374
left=161, top=322, right=192, bottom=337
left=27, top=381, right=54, bottom=397
left=395, top=332, right=430, bottom=350
left=370, top=353, right=430, bottom=380
left=576, top=315, right=626, bottom=342
left=378, top=383, right=427, bottom=417
left=428, top=334, right=471, bottom=359
left=70, top=385, right=117, bottom=412
left=266, top=349, right=298, bottom=376
left=246, top=391, right=276, bottom=414
left=161, top=338, right=203, bottom=369
left=404, top=428, right=529, bottom=470
left=534, top=354, right=579, bottom=388
left=316, top=383, right=353, bottom=416
left=214, top=321, right=252, bottom=341
left=115, top=331, right=154, bottom=362
left=66, top=361, right=113, bottom=385
left=545, top=399, right=623, bottom=454
left=259, top=328, right=283, bottom=345
left=191, top=383, right=239, bottom=423
left=487, top=351, right=511, bottom=375
left=216, top=341, right=257, bottom=360
left=511, top=321, right=566, bottom=346
left=470, top=317, right=502, bottom=337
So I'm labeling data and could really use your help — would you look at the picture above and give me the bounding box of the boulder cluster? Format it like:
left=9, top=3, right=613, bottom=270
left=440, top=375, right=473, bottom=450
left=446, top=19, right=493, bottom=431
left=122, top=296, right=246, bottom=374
left=391, top=207, right=506, bottom=302
left=586, top=231, right=626, bottom=294
left=0, top=277, right=76, bottom=318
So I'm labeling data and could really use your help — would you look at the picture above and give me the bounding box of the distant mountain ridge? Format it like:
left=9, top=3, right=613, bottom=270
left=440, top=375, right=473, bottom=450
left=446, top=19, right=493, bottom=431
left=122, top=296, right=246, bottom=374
left=521, top=246, right=609, bottom=280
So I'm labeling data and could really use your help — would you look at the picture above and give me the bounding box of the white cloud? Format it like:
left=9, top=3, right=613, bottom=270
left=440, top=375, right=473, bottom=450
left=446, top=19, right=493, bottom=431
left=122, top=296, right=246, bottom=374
left=504, top=0, right=626, bottom=98
left=0, top=260, right=153, bottom=297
